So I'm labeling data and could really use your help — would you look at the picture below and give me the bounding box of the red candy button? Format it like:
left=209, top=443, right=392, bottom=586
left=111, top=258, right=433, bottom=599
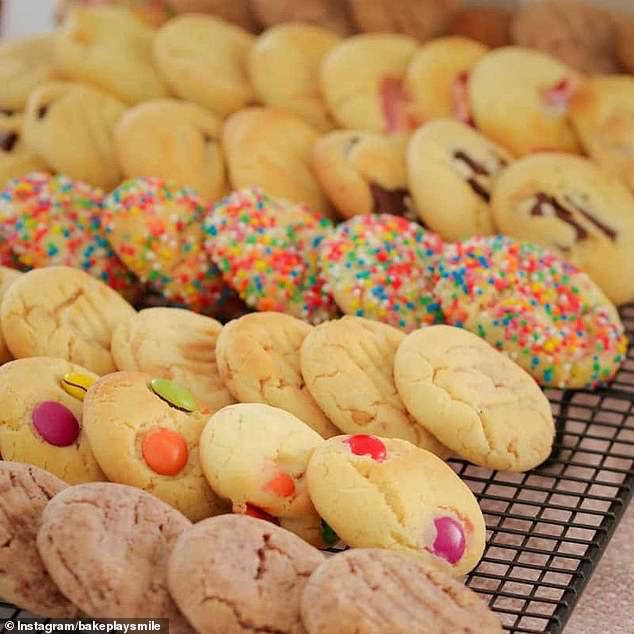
left=431, top=516, right=466, bottom=565
left=345, top=434, right=387, bottom=461
left=142, top=428, right=188, bottom=476
left=32, top=401, right=80, bottom=447
left=264, top=472, right=295, bottom=497
left=244, top=503, right=279, bottom=525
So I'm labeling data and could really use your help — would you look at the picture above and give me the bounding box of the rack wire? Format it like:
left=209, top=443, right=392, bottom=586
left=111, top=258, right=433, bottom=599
left=2, top=306, right=633, bottom=633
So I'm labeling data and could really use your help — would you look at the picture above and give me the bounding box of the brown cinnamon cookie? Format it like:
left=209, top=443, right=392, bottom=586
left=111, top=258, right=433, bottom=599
left=615, top=13, right=634, bottom=74
left=300, top=549, right=503, bottom=634
left=0, top=461, right=77, bottom=618
left=448, top=6, right=512, bottom=48
left=250, top=0, right=351, bottom=36
left=166, top=0, right=258, bottom=31
left=168, top=514, right=324, bottom=634
left=37, top=482, right=192, bottom=629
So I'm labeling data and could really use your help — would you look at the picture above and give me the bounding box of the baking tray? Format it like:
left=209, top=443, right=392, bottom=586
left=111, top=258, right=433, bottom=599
left=1, top=305, right=633, bottom=633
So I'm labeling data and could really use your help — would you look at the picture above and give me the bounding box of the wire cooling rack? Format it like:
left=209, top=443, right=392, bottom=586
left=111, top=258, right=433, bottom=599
left=1, top=307, right=633, bottom=634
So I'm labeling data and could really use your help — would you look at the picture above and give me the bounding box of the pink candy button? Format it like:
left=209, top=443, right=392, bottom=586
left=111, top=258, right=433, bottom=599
left=431, top=516, right=466, bottom=565
left=32, top=401, right=80, bottom=447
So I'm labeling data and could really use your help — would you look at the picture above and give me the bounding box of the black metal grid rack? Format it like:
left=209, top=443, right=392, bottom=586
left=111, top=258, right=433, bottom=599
left=2, top=307, right=634, bottom=634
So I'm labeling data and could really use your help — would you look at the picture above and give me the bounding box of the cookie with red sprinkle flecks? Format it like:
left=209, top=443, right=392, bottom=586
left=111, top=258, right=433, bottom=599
left=103, top=176, right=232, bottom=315
left=434, top=235, right=628, bottom=389
left=0, top=172, right=139, bottom=300
left=318, top=214, right=444, bottom=332
left=203, top=187, right=338, bottom=324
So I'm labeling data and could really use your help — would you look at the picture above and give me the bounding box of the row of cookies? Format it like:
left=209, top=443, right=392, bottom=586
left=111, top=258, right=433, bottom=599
left=1, top=462, right=504, bottom=632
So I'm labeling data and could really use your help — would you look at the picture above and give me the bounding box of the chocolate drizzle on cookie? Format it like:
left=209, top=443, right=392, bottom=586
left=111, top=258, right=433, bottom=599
left=452, top=150, right=505, bottom=202
left=0, top=131, right=18, bottom=152
left=344, top=135, right=362, bottom=156
left=37, top=105, right=49, bottom=120
left=369, top=182, right=409, bottom=216
left=0, top=108, right=14, bottom=117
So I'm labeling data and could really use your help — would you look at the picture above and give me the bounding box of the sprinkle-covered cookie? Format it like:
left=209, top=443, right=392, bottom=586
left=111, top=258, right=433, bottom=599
left=434, top=235, right=628, bottom=388
left=318, top=214, right=444, bottom=331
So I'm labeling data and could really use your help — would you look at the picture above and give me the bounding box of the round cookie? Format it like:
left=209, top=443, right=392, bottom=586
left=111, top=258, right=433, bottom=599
left=407, top=119, right=512, bottom=241
left=318, top=214, right=445, bottom=332
left=490, top=153, right=634, bottom=306
left=448, top=6, right=512, bottom=49
left=249, top=0, right=351, bottom=36
left=404, top=36, right=488, bottom=126
left=0, top=114, right=48, bottom=189
left=215, top=312, right=338, bottom=438
left=204, top=187, right=338, bottom=323
left=153, top=14, right=255, bottom=118
left=312, top=130, right=411, bottom=219
left=395, top=325, right=555, bottom=472
left=300, top=316, right=449, bottom=457
left=0, top=34, right=57, bottom=112
left=0, top=357, right=104, bottom=484
left=434, top=235, right=628, bottom=389
left=0, top=266, right=22, bottom=364
left=36, top=482, right=192, bottom=629
left=200, top=403, right=324, bottom=521
left=320, top=34, right=418, bottom=133
left=1, top=266, right=136, bottom=375
left=55, top=6, right=168, bottom=105
left=469, top=47, right=581, bottom=157
left=83, top=371, right=225, bottom=521
left=168, top=514, right=324, bottom=634
left=247, top=23, right=341, bottom=132
left=112, top=307, right=235, bottom=413
left=166, top=0, right=257, bottom=31
left=23, top=81, right=126, bottom=189
left=570, top=75, right=634, bottom=194
left=0, top=462, right=78, bottom=618
left=306, top=434, right=486, bottom=576
left=114, top=99, right=227, bottom=202
left=301, top=548, right=503, bottom=634
left=222, top=107, right=333, bottom=218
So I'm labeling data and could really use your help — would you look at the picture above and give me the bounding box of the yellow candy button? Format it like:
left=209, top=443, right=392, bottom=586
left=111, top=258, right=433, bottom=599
left=61, top=372, right=96, bottom=401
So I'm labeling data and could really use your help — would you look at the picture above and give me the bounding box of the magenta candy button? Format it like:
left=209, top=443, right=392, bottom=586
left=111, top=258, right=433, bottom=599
left=32, top=401, right=80, bottom=447
left=431, top=516, right=465, bottom=565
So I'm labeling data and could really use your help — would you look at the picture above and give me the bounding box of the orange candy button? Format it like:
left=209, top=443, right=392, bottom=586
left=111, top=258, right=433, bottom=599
left=142, top=428, right=188, bottom=476
left=263, top=472, right=295, bottom=497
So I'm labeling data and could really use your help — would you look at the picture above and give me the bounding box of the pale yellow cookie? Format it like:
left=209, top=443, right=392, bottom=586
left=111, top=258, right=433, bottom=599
left=248, top=22, right=341, bottom=132
left=154, top=14, right=255, bottom=118
left=1, top=266, right=136, bottom=375
left=112, top=307, right=235, bottom=413
left=83, top=371, right=226, bottom=521
left=306, top=434, right=486, bottom=576
left=394, top=325, right=555, bottom=472
left=0, top=114, right=48, bottom=190
left=55, top=6, right=168, bottom=105
left=300, top=316, right=450, bottom=457
left=0, top=266, right=22, bottom=364
left=407, top=119, right=512, bottom=240
left=114, top=98, right=227, bottom=202
left=216, top=312, right=338, bottom=438
left=223, top=107, right=333, bottom=217
left=0, top=357, right=104, bottom=484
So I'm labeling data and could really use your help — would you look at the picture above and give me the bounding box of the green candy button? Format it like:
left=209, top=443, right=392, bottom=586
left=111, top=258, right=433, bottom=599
left=320, top=520, right=339, bottom=547
left=149, top=378, right=197, bottom=413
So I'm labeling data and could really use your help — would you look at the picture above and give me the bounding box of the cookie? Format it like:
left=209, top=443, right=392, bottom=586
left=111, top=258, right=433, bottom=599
left=318, top=214, right=444, bottom=331
left=434, top=235, right=628, bottom=389
left=469, top=47, right=581, bottom=157
left=23, top=81, right=126, bottom=189
left=0, top=35, right=57, bottom=112
left=615, top=13, right=634, bottom=74
left=165, top=0, right=257, bottom=31
left=300, top=316, right=449, bottom=457
left=404, top=36, right=488, bottom=126
left=1, top=266, right=136, bottom=374
left=306, top=434, right=486, bottom=575
left=247, top=23, right=341, bottom=131
left=215, top=312, right=338, bottom=438
left=570, top=75, right=634, bottom=194
left=153, top=14, right=255, bottom=118
left=448, top=6, right=512, bottom=49
left=200, top=403, right=324, bottom=522
left=222, top=107, right=333, bottom=217
left=0, top=357, right=104, bottom=484
left=301, top=548, right=504, bottom=634
left=55, top=6, right=168, bottom=104
left=312, top=130, right=411, bottom=219
left=204, top=188, right=338, bottom=324
left=250, top=0, right=351, bottom=36
left=111, top=307, right=235, bottom=413
left=395, top=325, right=555, bottom=472
left=36, top=482, right=192, bottom=628
left=168, top=515, right=324, bottom=634
left=114, top=99, right=227, bottom=202
left=490, top=153, right=634, bottom=306
left=511, top=0, right=618, bottom=75
left=0, top=172, right=139, bottom=298
left=0, top=461, right=77, bottom=618
left=407, top=119, right=512, bottom=241
left=320, top=34, right=418, bottom=133
left=56, top=0, right=174, bottom=28
left=103, top=177, right=230, bottom=315
left=0, top=266, right=22, bottom=364
left=0, top=114, right=48, bottom=189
